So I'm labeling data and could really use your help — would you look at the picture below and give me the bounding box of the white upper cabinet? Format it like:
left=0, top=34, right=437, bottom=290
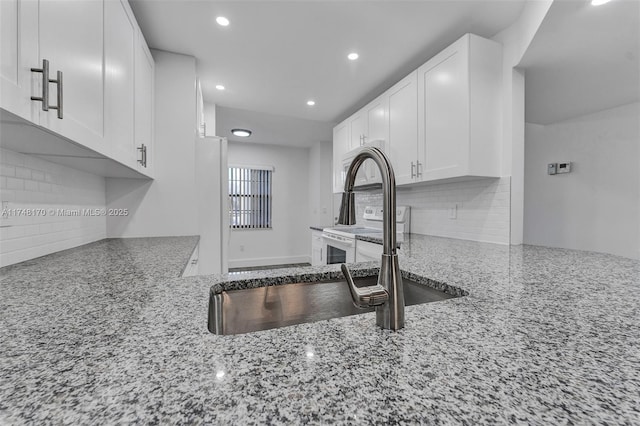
left=38, top=0, right=105, bottom=152
left=332, top=33, right=502, bottom=190
left=105, top=0, right=136, bottom=166
left=332, top=119, right=349, bottom=193
left=0, top=0, right=39, bottom=122
left=346, top=94, right=388, bottom=151
left=135, top=29, right=155, bottom=175
left=332, top=93, right=389, bottom=192
left=348, top=111, right=366, bottom=150
left=417, top=34, right=502, bottom=182
left=0, top=0, right=155, bottom=178
left=387, top=71, right=418, bottom=186
left=365, top=95, right=388, bottom=144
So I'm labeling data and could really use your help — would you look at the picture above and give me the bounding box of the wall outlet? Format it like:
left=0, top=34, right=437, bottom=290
left=239, top=245, right=245, bottom=252
left=448, top=204, right=457, bottom=220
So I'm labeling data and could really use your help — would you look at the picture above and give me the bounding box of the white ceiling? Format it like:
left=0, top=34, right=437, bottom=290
left=216, top=105, right=333, bottom=147
left=520, top=0, right=640, bottom=125
left=129, top=0, right=526, bottom=124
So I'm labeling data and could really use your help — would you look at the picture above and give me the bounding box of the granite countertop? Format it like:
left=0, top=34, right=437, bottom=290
left=1, top=235, right=639, bottom=424
left=310, top=225, right=333, bottom=232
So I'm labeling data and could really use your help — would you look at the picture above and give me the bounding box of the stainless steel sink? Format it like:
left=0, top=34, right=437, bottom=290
left=208, top=276, right=458, bottom=335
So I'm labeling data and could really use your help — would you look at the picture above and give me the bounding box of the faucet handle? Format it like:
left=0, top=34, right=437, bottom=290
left=341, top=264, right=388, bottom=308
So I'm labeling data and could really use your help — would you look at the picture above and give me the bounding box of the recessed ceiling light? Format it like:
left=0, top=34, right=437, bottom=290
left=216, top=16, right=230, bottom=26
left=215, top=84, right=225, bottom=91
left=347, top=52, right=359, bottom=61
left=307, top=100, right=316, bottom=106
left=231, top=128, right=251, bottom=137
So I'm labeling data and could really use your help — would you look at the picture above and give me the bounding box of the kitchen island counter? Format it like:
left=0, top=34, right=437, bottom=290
left=1, top=235, right=638, bottom=424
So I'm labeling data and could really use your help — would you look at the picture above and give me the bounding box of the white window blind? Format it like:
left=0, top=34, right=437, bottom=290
left=228, top=166, right=272, bottom=229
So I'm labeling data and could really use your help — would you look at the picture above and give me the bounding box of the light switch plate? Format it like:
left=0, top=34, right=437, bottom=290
left=547, top=163, right=557, bottom=175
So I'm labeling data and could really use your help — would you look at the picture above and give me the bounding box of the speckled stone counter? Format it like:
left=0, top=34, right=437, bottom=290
left=1, top=235, right=639, bottom=424
left=310, top=225, right=333, bottom=232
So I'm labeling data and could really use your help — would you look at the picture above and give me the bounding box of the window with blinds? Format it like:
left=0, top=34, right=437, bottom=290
left=228, top=166, right=272, bottom=229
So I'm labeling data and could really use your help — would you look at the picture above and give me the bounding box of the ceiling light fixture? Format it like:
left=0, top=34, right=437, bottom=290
left=307, top=100, right=316, bottom=106
left=347, top=52, right=359, bottom=61
left=215, top=84, right=225, bottom=90
left=216, top=16, right=230, bottom=26
left=591, top=0, right=612, bottom=5
left=231, top=128, right=252, bottom=137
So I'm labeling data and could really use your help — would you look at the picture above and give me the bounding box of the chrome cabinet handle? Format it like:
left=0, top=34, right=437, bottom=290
left=416, top=161, right=422, bottom=178
left=137, top=144, right=147, bottom=167
left=48, top=70, right=63, bottom=119
left=411, top=161, right=416, bottom=178
left=30, top=59, right=50, bottom=111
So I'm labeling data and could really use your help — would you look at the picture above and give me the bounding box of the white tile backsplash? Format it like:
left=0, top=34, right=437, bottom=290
left=0, top=148, right=107, bottom=267
left=355, top=177, right=511, bottom=244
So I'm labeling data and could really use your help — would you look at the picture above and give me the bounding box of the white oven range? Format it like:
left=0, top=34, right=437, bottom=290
left=321, top=206, right=410, bottom=265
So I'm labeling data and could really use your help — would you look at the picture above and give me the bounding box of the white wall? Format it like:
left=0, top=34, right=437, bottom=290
left=354, top=177, right=511, bottom=244
left=227, top=142, right=310, bottom=268
left=524, top=102, right=640, bottom=259
left=492, top=0, right=553, bottom=245
left=0, top=148, right=106, bottom=267
left=106, top=50, right=198, bottom=238
left=308, top=140, right=334, bottom=227
left=204, top=102, right=216, bottom=137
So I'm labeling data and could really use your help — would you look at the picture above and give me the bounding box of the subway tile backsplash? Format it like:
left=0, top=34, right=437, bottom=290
left=0, top=148, right=107, bottom=267
left=355, top=177, right=510, bottom=244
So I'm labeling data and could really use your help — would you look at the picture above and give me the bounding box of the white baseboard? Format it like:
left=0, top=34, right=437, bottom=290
left=228, top=255, right=311, bottom=269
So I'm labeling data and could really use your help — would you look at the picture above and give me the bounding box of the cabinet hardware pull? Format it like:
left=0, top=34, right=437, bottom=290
left=137, top=144, right=147, bottom=167
left=30, top=59, right=50, bottom=111
left=48, top=70, right=63, bottom=119
left=411, top=162, right=416, bottom=178
left=416, top=161, right=422, bottom=178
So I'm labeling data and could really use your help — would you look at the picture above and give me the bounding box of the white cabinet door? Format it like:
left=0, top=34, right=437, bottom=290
left=311, top=230, right=324, bottom=266
left=356, top=240, right=381, bottom=262
left=417, top=34, right=501, bottom=182
left=38, top=0, right=105, bottom=153
left=365, top=95, right=388, bottom=144
left=135, top=30, right=154, bottom=175
left=105, top=0, right=135, bottom=167
left=332, top=120, right=349, bottom=193
left=182, top=244, right=200, bottom=277
left=418, top=48, right=468, bottom=179
left=387, top=71, right=418, bottom=186
left=0, top=0, right=39, bottom=121
left=348, top=111, right=365, bottom=150
left=364, top=94, right=388, bottom=183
